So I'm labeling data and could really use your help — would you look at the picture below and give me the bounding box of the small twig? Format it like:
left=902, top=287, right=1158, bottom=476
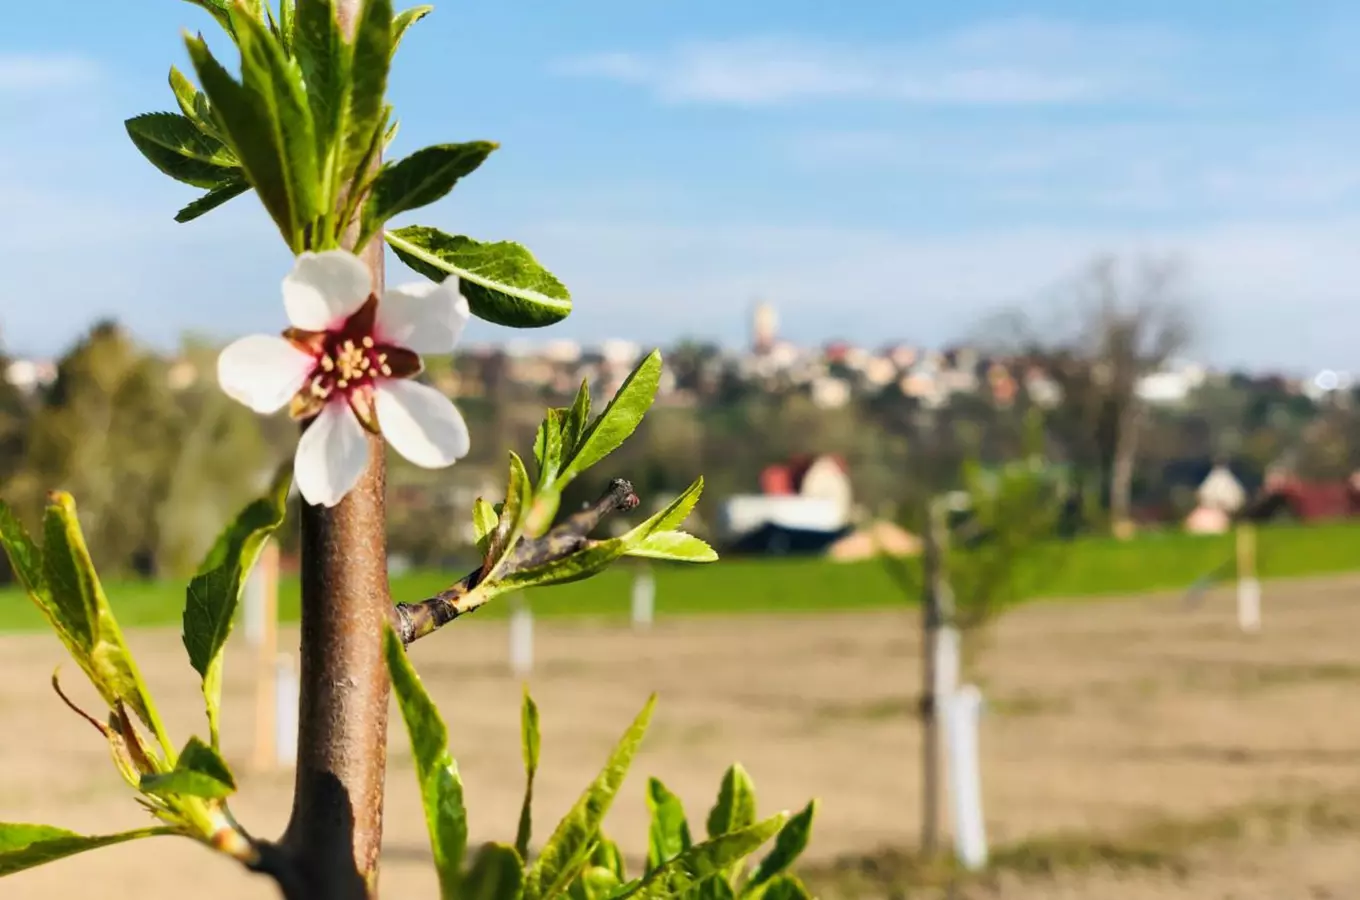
left=394, top=478, right=639, bottom=645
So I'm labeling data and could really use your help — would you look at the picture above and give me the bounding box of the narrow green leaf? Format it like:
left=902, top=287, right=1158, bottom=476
left=515, top=687, right=541, bottom=860
left=626, top=532, right=717, bottom=564
left=167, top=67, right=218, bottom=138
left=179, top=0, right=234, bottom=34
left=0, top=501, right=71, bottom=647
left=362, top=142, right=497, bottom=241
left=747, top=800, right=817, bottom=889
left=562, top=380, right=591, bottom=458
left=628, top=478, right=704, bottom=540
left=560, top=351, right=661, bottom=484
left=0, top=824, right=173, bottom=877
left=183, top=466, right=290, bottom=748
left=592, top=838, right=626, bottom=881
left=342, top=0, right=394, bottom=179
left=278, top=0, right=296, bottom=54
left=42, top=494, right=170, bottom=752
left=489, top=452, right=532, bottom=563
left=692, top=875, right=737, bottom=900
left=293, top=0, right=349, bottom=193
left=569, top=866, right=622, bottom=900
left=185, top=33, right=297, bottom=248
left=496, top=536, right=631, bottom=591
left=523, top=695, right=657, bottom=900
left=392, top=4, right=434, bottom=58
left=463, top=843, right=525, bottom=900
left=175, top=178, right=251, bottom=223
left=125, top=112, right=239, bottom=188
left=140, top=737, right=236, bottom=800
left=707, top=765, right=758, bottom=839
left=752, top=875, right=812, bottom=900
left=384, top=626, right=468, bottom=899
left=646, top=778, right=694, bottom=873
left=387, top=226, right=572, bottom=328
left=473, top=498, right=500, bottom=559
left=533, top=409, right=564, bottom=486
left=623, top=815, right=788, bottom=900
left=233, top=9, right=321, bottom=233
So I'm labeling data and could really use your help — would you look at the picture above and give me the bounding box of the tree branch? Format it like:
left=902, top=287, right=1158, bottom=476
left=394, top=478, right=640, bottom=645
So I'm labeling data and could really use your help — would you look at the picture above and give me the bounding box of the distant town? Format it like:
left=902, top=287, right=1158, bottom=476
left=4, top=302, right=1353, bottom=411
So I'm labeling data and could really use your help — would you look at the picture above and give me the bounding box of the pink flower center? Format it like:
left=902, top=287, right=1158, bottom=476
left=304, top=334, right=394, bottom=402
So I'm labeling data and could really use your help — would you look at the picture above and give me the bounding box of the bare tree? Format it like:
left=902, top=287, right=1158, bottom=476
left=985, top=254, right=1194, bottom=531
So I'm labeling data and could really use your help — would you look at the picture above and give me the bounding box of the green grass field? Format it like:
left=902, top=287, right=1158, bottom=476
left=0, top=521, right=1356, bottom=632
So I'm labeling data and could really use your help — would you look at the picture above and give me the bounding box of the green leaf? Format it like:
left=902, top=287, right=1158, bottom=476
left=41, top=493, right=171, bottom=753
left=463, top=843, right=525, bottom=900
left=646, top=778, right=694, bottom=873
left=489, top=452, right=533, bottom=563
left=167, top=67, right=218, bottom=138
left=559, top=351, right=661, bottom=484
left=0, top=501, right=64, bottom=643
left=232, top=9, right=321, bottom=237
left=752, top=875, right=812, bottom=900
left=185, top=33, right=297, bottom=248
left=692, top=876, right=737, bottom=900
left=623, top=815, right=788, bottom=900
left=140, top=736, right=236, bottom=800
left=525, top=410, right=565, bottom=537
left=523, top=695, right=657, bottom=900
left=278, top=0, right=297, bottom=54
left=125, top=113, right=239, bottom=188
left=632, top=478, right=704, bottom=538
left=562, top=381, right=591, bottom=457
left=293, top=0, right=350, bottom=202
left=392, top=5, right=434, bottom=58
left=342, top=0, right=393, bottom=181
left=495, top=536, right=631, bottom=592
left=183, top=466, right=290, bottom=748
left=746, top=801, right=816, bottom=890
left=591, top=838, right=626, bottom=881
left=179, top=0, right=234, bottom=34
left=0, top=824, right=173, bottom=877
left=707, top=765, right=758, bottom=839
left=362, top=142, right=497, bottom=242
left=473, top=498, right=500, bottom=558
left=384, top=626, right=468, bottom=899
left=626, top=532, right=717, bottom=564
left=387, top=226, right=572, bottom=328
left=569, top=866, right=622, bottom=900
left=175, top=178, right=251, bottom=223
left=516, top=686, right=541, bottom=860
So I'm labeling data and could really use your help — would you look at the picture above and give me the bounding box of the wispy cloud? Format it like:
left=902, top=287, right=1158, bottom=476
left=0, top=53, right=100, bottom=93
left=555, top=18, right=1184, bottom=106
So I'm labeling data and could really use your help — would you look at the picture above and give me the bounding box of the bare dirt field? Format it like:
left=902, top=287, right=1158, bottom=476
left=4, top=575, right=1360, bottom=898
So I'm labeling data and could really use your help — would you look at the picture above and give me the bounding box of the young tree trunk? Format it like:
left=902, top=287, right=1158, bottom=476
left=1109, top=402, right=1143, bottom=533
left=278, top=3, right=392, bottom=895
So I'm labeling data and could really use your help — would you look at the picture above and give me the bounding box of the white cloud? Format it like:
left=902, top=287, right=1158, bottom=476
left=555, top=18, right=1183, bottom=106
left=0, top=53, right=99, bottom=92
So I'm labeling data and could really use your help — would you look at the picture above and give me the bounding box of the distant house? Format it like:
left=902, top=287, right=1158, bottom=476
left=1241, top=471, right=1360, bottom=523
left=718, top=454, right=855, bottom=554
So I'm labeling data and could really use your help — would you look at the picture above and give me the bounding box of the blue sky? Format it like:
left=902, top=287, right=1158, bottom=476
left=2, top=1, right=1358, bottom=372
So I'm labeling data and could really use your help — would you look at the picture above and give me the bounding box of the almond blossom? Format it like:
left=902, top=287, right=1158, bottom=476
left=217, top=250, right=471, bottom=508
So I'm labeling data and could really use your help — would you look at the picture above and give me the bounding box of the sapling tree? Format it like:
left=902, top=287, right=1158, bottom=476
left=0, top=2, right=818, bottom=897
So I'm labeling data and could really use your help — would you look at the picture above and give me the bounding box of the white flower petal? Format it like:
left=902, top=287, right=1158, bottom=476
left=216, top=335, right=314, bottom=414
left=294, top=402, right=371, bottom=508
left=374, top=379, right=470, bottom=469
left=376, top=279, right=469, bottom=354
left=283, top=250, right=374, bottom=330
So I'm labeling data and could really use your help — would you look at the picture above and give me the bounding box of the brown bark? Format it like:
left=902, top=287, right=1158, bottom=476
left=278, top=4, right=392, bottom=896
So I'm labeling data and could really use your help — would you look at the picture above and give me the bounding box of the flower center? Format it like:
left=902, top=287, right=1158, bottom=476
left=306, top=334, right=394, bottom=401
